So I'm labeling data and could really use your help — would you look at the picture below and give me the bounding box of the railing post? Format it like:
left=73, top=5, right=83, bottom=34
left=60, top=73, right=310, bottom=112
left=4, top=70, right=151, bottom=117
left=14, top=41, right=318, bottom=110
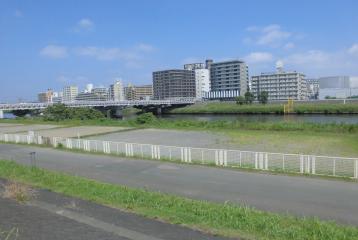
left=264, top=153, right=268, bottom=170
left=201, top=149, right=204, bottom=164
left=215, top=150, right=219, bottom=165
left=255, top=152, right=258, bottom=169
left=239, top=151, right=242, bottom=167
left=300, top=155, right=304, bottom=173
left=282, top=154, right=285, bottom=171
left=311, top=156, right=316, bottom=174
left=354, top=160, right=358, bottom=179
left=333, top=158, right=336, bottom=176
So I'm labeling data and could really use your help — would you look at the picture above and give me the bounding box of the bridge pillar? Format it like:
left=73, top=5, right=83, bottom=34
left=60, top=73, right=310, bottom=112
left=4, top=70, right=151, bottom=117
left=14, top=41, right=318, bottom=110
left=114, top=108, right=123, bottom=118
left=0, top=110, right=3, bottom=119
left=156, top=107, right=162, bottom=115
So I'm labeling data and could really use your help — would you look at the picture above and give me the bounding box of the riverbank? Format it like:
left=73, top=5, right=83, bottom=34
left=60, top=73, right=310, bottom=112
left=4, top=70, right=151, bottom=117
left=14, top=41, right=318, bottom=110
left=1, top=118, right=358, bottom=157
left=1, top=160, right=358, bottom=240
left=170, top=102, right=358, bottom=114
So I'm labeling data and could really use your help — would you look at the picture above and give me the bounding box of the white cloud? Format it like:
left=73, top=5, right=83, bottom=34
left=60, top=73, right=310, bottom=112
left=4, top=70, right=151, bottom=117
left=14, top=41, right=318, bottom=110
left=14, top=9, right=23, bottom=18
left=74, top=47, right=140, bottom=61
left=40, top=45, right=68, bottom=59
left=135, top=43, right=155, bottom=52
left=257, top=25, right=291, bottom=46
left=245, top=52, right=273, bottom=64
left=348, top=44, right=358, bottom=55
left=284, top=50, right=330, bottom=66
left=74, top=18, right=94, bottom=32
left=283, top=42, right=295, bottom=50
left=245, top=24, right=296, bottom=48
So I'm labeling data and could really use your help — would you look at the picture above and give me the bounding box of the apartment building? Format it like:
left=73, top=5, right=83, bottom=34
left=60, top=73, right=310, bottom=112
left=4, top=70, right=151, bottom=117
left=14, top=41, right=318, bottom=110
left=63, top=86, right=78, bottom=102
left=124, top=84, right=153, bottom=100
left=251, top=68, right=308, bottom=100
left=210, top=60, right=249, bottom=96
left=153, top=70, right=196, bottom=99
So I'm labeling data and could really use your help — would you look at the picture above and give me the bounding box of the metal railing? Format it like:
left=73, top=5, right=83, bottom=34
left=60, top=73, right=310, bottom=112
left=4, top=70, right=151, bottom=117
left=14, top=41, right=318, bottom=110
left=1, top=132, right=357, bottom=179
left=0, top=98, right=196, bottom=111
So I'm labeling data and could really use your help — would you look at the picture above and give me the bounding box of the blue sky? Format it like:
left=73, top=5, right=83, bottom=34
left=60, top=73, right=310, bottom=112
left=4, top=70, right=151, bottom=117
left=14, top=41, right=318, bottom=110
left=1, top=0, right=358, bottom=102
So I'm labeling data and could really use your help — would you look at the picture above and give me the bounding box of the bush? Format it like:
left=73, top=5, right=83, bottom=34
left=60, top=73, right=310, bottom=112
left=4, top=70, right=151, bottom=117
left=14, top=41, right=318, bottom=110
left=236, top=96, right=246, bottom=105
left=135, top=112, right=157, bottom=124
left=43, top=104, right=104, bottom=121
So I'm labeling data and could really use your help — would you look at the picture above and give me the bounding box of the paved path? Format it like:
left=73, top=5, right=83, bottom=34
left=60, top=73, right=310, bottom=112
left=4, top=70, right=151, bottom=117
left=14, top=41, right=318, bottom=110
left=0, top=179, right=229, bottom=240
left=1, top=143, right=358, bottom=225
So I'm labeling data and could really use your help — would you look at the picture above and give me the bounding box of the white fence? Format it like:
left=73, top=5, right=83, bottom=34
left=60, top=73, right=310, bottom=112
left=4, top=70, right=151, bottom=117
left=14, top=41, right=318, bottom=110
left=1, top=133, right=358, bottom=179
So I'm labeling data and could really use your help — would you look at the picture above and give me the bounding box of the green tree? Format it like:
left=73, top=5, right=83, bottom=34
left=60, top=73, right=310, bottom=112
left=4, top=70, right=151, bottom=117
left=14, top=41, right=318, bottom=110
left=244, top=91, right=255, bottom=104
left=236, top=96, right=245, bottom=105
left=43, top=104, right=104, bottom=121
left=258, top=91, right=269, bottom=104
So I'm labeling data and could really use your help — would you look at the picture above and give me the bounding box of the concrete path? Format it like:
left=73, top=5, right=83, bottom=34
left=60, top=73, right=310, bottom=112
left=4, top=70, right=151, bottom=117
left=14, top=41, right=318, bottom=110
left=0, top=179, right=230, bottom=240
left=1, top=143, right=358, bottom=226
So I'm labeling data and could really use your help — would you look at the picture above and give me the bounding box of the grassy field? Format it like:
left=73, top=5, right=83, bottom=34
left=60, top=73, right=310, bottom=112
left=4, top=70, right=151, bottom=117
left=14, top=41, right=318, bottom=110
left=1, top=115, right=358, bottom=157
left=1, top=160, right=358, bottom=240
left=171, top=102, right=358, bottom=114
left=221, top=129, right=358, bottom=157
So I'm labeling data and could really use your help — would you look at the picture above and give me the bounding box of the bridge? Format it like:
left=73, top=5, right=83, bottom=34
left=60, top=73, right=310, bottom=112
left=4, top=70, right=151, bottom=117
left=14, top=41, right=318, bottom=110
left=0, top=98, right=196, bottom=118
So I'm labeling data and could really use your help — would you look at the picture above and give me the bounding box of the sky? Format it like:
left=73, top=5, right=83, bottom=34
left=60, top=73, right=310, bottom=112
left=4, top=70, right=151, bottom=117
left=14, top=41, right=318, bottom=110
left=1, top=0, right=358, bottom=102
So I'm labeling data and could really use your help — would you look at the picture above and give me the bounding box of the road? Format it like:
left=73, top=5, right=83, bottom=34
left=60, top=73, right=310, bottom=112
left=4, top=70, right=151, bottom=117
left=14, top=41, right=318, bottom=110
left=1, top=143, right=358, bottom=225
left=0, top=179, right=228, bottom=240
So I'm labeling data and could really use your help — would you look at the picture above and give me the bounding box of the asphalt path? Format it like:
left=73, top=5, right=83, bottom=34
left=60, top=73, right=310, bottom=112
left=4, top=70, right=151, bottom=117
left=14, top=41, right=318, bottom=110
left=0, top=179, right=230, bottom=240
left=1, top=143, right=358, bottom=226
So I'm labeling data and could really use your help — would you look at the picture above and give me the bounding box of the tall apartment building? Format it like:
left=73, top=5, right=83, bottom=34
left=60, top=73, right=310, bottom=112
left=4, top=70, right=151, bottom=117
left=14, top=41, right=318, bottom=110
left=306, top=79, right=320, bottom=99
left=184, top=63, right=210, bottom=99
left=153, top=70, right=196, bottom=100
left=251, top=67, right=308, bottom=100
left=209, top=60, right=249, bottom=96
left=63, top=86, right=78, bottom=102
left=318, top=76, right=350, bottom=89
left=109, top=80, right=124, bottom=101
left=124, top=84, right=153, bottom=100
left=38, top=89, right=53, bottom=103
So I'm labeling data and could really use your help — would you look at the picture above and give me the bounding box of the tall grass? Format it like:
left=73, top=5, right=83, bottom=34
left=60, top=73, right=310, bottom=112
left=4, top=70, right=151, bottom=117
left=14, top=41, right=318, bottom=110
left=1, top=115, right=358, bottom=133
left=171, top=102, right=358, bottom=114
left=1, top=160, right=358, bottom=240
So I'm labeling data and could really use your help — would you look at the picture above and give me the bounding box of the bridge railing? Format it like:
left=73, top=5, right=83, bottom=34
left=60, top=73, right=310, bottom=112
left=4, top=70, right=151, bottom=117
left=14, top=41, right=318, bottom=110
left=1, top=132, right=357, bottom=179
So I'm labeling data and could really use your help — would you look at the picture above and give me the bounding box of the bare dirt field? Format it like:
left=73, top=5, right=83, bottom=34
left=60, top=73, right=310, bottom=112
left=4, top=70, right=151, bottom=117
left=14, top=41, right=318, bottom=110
left=31, top=126, right=132, bottom=138
left=0, top=124, right=60, bottom=134
left=87, top=128, right=229, bottom=148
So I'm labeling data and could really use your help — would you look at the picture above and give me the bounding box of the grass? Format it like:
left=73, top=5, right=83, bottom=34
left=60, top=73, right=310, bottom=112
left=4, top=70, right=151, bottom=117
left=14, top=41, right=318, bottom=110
left=3, top=181, right=34, bottom=203
left=171, top=102, right=358, bottom=114
left=1, top=116, right=358, bottom=134
left=221, top=129, right=358, bottom=157
left=1, top=160, right=358, bottom=240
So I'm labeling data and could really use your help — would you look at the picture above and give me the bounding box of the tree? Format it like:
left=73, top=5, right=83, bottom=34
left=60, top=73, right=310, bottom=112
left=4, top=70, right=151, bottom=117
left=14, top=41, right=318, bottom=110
left=258, top=91, right=269, bottom=104
left=236, top=96, right=245, bottom=105
left=43, top=104, right=104, bottom=121
left=244, top=91, right=255, bottom=104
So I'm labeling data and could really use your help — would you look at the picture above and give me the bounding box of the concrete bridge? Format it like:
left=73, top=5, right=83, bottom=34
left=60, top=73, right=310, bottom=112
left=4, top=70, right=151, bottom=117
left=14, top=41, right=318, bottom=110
left=0, top=98, right=196, bottom=118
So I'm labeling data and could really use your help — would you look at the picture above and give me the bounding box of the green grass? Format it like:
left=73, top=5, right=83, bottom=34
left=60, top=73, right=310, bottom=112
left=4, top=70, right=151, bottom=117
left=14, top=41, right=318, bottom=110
left=171, top=102, right=358, bottom=114
left=1, top=160, right=358, bottom=240
left=222, top=129, right=358, bottom=157
left=1, top=116, right=358, bottom=134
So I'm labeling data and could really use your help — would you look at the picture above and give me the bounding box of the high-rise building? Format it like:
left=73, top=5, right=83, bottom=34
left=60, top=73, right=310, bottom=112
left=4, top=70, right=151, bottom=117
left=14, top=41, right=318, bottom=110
left=306, top=79, right=320, bottom=99
left=153, top=70, right=196, bottom=99
left=38, top=89, right=53, bottom=103
left=109, top=80, right=124, bottom=101
left=251, top=66, right=308, bottom=100
left=124, top=84, right=153, bottom=100
left=209, top=60, right=249, bottom=96
left=318, top=76, right=350, bottom=89
left=62, top=86, right=78, bottom=102
left=183, top=62, right=210, bottom=99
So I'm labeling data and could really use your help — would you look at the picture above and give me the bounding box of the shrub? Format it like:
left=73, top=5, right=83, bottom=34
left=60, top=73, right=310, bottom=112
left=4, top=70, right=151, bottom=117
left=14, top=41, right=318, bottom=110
left=135, top=112, right=157, bottom=124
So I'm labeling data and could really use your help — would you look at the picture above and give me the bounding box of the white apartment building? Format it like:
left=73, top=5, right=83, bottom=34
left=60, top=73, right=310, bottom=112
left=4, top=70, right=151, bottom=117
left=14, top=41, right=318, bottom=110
left=109, top=80, right=124, bottom=101
left=194, top=68, right=210, bottom=99
left=184, top=63, right=210, bottom=99
left=62, top=86, right=78, bottom=102
left=251, top=68, right=308, bottom=101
